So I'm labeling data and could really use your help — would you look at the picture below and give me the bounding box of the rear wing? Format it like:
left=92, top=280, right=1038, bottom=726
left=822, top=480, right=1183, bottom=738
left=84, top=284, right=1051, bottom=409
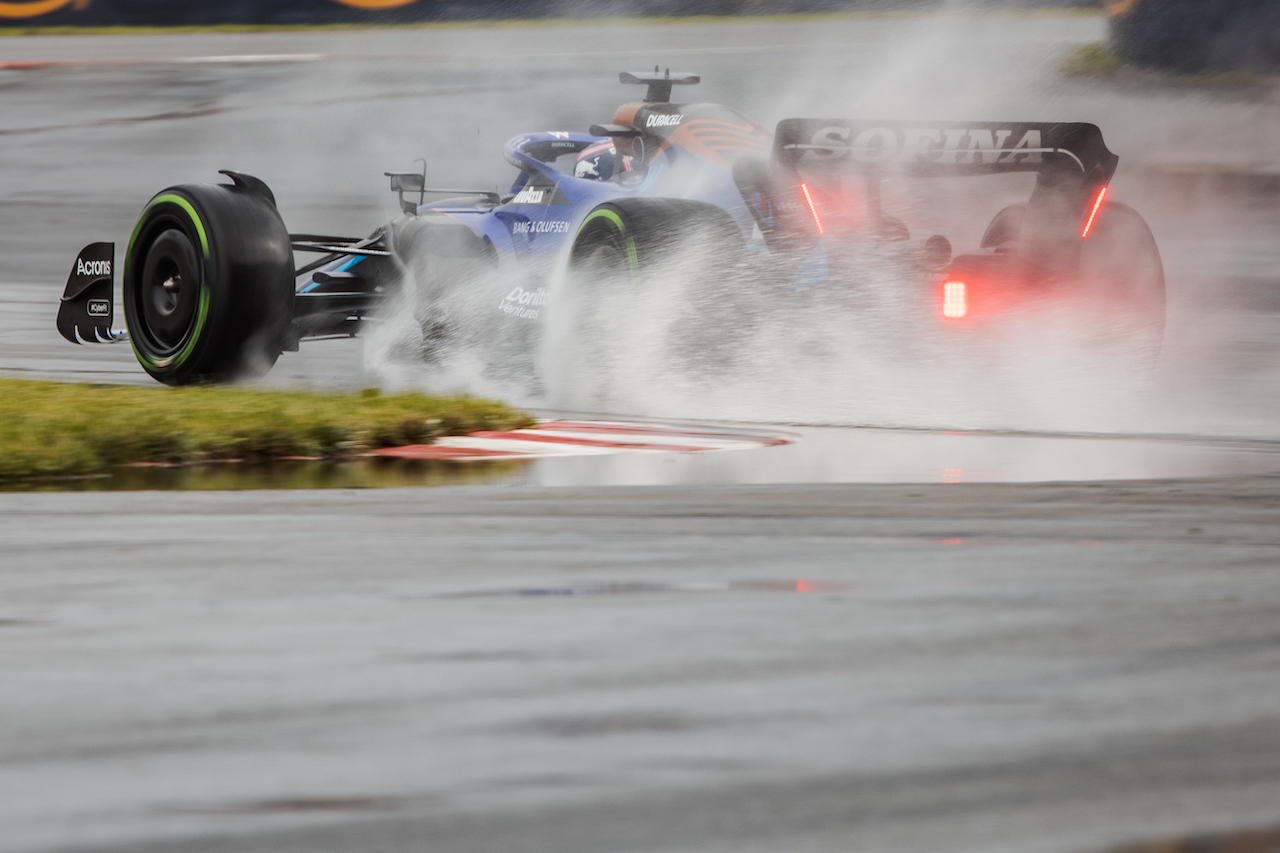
left=773, top=120, right=1117, bottom=186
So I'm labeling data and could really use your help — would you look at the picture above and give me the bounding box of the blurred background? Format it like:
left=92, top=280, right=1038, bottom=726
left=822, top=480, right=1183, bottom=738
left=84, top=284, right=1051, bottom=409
left=2, top=0, right=1278, bottom=78
left=2, top=4, right=1280, bottom=853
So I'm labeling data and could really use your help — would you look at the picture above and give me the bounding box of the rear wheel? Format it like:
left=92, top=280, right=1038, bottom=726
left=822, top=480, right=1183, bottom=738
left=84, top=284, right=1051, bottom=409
left=124, top=178, right=293, bottom=385
left=1077, top=201, right=1166, bottom=338
left=978, top=199, right=1164, bottom=353
left=568, top=198, right=744, bottom=276
left=549, top=199, right=746, bottom=408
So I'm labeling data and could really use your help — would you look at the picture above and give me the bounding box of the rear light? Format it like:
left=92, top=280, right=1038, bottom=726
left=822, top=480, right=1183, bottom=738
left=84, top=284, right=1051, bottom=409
left=942, top=279, right=968, bottom=319
left=799, top=182, right=824, bottom=236
left=1081, top=185, right=1108, bottom=238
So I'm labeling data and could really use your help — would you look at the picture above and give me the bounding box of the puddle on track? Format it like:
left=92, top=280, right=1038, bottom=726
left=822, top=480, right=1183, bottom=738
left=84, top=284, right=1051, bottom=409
left=4, top=422, right=1280, bottom=491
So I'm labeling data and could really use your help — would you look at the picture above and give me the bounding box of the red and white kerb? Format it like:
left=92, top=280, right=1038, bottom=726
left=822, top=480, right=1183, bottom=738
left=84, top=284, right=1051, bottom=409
left=373, top=420, right=797, bottom=461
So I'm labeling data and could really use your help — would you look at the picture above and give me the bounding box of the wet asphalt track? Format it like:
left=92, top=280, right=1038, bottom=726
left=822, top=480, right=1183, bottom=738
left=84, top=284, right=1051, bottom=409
left=5, top=479, right=1280, bottom=853
left=2, top=14, right=1280, bottom=853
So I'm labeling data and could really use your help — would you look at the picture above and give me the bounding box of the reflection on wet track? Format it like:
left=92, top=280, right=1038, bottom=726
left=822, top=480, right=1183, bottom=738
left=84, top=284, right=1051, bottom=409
left=7, top=418, right=1278, bottom=491
left=514, top=421, right=1280, bottom=486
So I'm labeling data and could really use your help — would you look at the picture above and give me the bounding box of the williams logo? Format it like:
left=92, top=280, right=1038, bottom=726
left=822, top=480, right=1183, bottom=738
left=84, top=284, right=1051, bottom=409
left=646, top=114, right=684, bottom=128
left=86, top=299, right=110, bottom=317
left=76, top=258, right=111, bottom=277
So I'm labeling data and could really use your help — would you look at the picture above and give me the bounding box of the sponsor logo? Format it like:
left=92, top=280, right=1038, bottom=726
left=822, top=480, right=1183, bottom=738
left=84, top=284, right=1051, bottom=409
left=331, top=0, right=419, bottom=8
left=76, top=258, right=111, bottom=277
left=499, top=286, right=547, bottom=320
left=550, top=131, right=571, bottom=139
left=86, top=299, right=110, bottom=317
left=511, top=219, right=570, bottom=235
left=646, top=114, right=684, bottom=128
left=0, top=0, right=428, bottom=20
left=806, top=126, right=1045, bottom=165
left=510, top=187, right=547, bottom=205
left=0, top=0, right=90, bottom=19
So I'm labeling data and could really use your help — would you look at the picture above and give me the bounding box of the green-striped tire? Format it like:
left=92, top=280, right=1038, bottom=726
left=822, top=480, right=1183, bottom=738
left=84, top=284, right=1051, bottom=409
left=568, top=198, right=743, bottom=283
left=124, top=180, right=294, bottom=385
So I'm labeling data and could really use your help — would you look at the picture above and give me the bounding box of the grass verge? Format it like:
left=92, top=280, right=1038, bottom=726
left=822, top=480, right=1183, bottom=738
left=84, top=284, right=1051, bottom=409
left=1061, top=42, right=1123, bottom=77
left=0, top=378, right=532, bottom=480
left=1062, top=42, right=1267, bottom=88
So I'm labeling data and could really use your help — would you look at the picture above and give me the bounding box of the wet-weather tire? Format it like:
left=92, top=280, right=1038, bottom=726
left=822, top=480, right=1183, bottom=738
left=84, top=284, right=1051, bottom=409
left=124, top=179, right=294, bottom=385
left=549, top=199, right=746, bottom=409
left=568, top=198, right=744, bottom=280
left=980, top=200, right=1164, bottom=344
left=1077, top=200, right=1166, bottom=343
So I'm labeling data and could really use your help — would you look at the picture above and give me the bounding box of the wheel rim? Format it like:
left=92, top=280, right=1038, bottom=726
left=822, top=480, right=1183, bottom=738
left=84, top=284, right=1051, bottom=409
left=139, top=227, right=201, bottom=354
left=572, top=225, right=633, bottom=283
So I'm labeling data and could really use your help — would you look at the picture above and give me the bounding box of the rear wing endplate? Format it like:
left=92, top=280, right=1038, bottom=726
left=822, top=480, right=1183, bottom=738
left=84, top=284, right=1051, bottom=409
left=774, top=120, right=1118, bottom=186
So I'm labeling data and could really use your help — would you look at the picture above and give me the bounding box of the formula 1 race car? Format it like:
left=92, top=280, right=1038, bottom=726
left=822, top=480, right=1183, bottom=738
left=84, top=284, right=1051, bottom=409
left=56, top=69, right=1164, bottom=386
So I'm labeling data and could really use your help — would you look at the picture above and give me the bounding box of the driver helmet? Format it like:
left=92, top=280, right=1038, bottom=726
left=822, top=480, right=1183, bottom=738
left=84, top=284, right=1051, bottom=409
left=574, top=139, right=634, bottom=181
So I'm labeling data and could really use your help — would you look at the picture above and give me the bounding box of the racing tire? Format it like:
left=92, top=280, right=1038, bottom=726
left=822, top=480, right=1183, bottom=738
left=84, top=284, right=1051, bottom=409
left=568, top=198, right=744, bottom=280
left=978, top=200, right=1165, bottom=356
left=552, top=198, right=746, bottom=408
left=124, top=180, right=294, bottom=385
left=1076, top=200, right=1166, bottom=344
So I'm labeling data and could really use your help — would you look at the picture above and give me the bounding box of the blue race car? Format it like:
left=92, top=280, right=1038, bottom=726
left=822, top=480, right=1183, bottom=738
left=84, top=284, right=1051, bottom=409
left=57, top=69, right=1164, bottom=385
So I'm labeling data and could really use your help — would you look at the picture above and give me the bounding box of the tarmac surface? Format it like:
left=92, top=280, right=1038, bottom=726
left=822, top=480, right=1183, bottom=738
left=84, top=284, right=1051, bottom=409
left=4, top=478, right=1280, bottom=853
left=2, top=12, right=1280, bottom=853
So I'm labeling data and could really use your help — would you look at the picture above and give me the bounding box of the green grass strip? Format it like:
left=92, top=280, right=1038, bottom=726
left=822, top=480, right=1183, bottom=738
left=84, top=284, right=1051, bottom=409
left=1060, top=41, right=1268, bottom=86
left=0, top=377, right=532, bottom=480
left=1061, top=42, right=1123, bottom=78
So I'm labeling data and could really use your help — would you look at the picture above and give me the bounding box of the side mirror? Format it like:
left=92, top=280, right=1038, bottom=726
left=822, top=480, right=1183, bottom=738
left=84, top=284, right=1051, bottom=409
left=385, top=169, right=426, bottom=215
left=387, top=172, right=425, bottom=193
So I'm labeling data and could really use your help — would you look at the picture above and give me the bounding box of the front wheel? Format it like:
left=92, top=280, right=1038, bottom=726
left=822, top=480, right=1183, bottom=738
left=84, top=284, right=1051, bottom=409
left=124, top=177, right=294, bottom=385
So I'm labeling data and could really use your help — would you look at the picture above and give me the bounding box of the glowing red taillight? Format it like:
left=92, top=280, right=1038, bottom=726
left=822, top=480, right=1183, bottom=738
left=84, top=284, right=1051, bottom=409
left=1081, top=185, right=1108, bottom=238
left=799, top=182, right=824, bottom=235
left=942, top=280, right=968, bottom=319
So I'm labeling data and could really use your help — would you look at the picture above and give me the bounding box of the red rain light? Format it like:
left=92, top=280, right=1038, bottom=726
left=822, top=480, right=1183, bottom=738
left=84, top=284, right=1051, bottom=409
left=1081, top=185, right=1108, bottom=238
left=799, top=182, right=824, bottom=235
left=942, top=280, right=968, bottom=319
